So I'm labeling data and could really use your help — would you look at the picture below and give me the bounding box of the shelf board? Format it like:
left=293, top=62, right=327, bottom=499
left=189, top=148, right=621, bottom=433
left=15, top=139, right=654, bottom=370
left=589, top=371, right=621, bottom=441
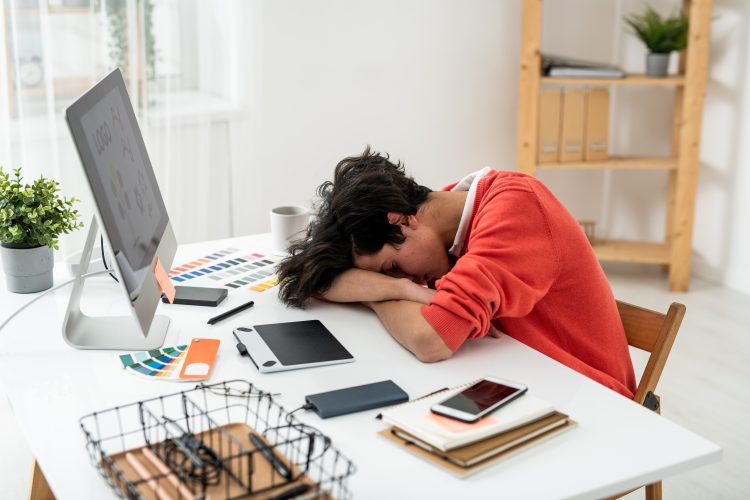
left=537, top=156, right=678, bottom=170
left=592, top=239, right=670, bottom=264
left=541, top=74, right=685, bottom=86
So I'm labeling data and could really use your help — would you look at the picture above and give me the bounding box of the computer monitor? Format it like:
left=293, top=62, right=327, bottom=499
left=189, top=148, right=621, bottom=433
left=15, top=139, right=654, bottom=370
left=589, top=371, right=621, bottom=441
left=63, top=68, right=177, bottom=350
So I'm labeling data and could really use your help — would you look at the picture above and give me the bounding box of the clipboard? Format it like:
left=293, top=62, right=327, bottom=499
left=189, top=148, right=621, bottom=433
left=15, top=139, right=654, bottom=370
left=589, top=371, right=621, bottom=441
left=242, top=320, right=354, bottom=373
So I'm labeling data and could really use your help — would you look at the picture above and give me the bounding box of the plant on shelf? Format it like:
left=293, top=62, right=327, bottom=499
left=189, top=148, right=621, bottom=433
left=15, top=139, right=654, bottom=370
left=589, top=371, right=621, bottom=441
left=0, top=166, right=84, bottom=293
left=624, top=5, right=689, bottom=77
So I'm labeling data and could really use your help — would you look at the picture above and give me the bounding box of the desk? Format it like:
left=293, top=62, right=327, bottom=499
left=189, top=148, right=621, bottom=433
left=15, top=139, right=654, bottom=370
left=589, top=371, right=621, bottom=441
left=0, top=233, right=721, bottom=499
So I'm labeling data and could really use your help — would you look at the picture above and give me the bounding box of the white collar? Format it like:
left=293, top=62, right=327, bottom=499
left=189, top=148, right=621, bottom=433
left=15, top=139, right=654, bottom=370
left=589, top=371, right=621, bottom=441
left=448, top=167, right=491, bottom=257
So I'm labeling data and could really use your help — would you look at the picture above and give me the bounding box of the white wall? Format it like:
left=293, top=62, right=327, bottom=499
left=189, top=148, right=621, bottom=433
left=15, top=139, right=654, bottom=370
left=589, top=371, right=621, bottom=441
left=231, top=0, right=520, bottom=235
left=692, top=0, right=750, bottom=294
left=230, top=0, right=750, bottom=294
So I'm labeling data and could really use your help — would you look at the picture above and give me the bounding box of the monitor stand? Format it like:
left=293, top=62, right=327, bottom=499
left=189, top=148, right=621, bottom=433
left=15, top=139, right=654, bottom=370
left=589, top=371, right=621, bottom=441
left=62, top=217, right=170, bottom=350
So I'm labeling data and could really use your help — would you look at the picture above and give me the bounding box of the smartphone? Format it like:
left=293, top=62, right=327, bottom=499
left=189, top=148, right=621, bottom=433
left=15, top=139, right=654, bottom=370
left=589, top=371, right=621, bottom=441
left=430, top=377, right=528, bottom=423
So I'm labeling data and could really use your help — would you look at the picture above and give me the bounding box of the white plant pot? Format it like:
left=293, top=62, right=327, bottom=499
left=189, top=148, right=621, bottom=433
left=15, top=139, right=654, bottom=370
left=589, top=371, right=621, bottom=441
left=0, top=243, right=54, bottom=293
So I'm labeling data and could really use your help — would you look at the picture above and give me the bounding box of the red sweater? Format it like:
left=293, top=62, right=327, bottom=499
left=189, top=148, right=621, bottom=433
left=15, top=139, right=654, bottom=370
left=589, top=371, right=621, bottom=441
left=421, top=171, right=636, bottom=398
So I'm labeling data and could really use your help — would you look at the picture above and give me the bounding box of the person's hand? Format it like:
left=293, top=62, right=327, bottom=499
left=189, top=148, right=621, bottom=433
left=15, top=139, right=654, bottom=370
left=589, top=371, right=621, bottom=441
left=322, top=269, right=404, bottom=303
left=399, top=279, right=436, bottom=305
left=322, top=268, right=437, bottom=305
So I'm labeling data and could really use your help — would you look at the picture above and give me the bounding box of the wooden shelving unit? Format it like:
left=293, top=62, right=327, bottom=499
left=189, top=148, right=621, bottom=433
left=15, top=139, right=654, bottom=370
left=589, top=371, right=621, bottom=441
left=516, top=0, right=713, bottom=292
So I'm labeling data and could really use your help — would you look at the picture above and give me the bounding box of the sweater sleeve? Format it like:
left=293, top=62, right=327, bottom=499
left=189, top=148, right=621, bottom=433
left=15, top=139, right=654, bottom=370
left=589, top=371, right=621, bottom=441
left=421, top=188, right=560, bottom=351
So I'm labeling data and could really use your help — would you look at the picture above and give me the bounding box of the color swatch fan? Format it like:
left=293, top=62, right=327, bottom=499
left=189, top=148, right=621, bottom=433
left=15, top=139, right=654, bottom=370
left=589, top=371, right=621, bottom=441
left=119, top=338, right=220, bottom=381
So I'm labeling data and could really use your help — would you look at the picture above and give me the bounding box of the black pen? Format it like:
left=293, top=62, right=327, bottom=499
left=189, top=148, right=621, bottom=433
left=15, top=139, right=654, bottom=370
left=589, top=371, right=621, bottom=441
left=249, top=432, right=292, bottom=479
left=207, top=299, right=255, bottom=325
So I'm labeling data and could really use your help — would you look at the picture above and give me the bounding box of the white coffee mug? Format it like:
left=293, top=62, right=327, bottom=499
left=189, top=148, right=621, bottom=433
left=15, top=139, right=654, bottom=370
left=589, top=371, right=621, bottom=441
left=270, top=206, right=310, bottom=253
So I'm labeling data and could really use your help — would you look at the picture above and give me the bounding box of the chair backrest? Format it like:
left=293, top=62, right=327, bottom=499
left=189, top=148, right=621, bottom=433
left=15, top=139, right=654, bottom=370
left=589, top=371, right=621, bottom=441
left=616, top=300, right=686, bottom=407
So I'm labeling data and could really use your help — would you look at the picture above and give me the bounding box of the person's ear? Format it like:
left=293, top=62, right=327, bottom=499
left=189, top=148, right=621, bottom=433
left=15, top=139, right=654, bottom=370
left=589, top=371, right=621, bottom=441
left=404, top=214, right=419, bottom=230
left=387, top=212, right=407, bottom=226
left=387, top=212, right=419, bottom=230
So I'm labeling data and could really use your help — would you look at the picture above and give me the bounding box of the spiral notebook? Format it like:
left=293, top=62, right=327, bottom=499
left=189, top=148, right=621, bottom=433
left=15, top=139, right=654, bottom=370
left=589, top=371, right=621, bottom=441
left=377, top=382, right=575, bottom=477
left=379, top=384, right=556, bottom=451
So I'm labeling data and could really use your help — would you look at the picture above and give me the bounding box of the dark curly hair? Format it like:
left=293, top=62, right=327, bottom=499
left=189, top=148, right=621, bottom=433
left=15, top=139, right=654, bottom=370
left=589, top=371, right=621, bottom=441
left=277, top=146, right=431, bottom=307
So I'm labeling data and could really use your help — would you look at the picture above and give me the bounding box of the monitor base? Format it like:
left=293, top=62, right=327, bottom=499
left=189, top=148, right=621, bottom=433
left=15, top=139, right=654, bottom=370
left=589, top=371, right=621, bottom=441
left=63, top=314, right=170, bottom=351
left=62, top=217, right=170, bottom=351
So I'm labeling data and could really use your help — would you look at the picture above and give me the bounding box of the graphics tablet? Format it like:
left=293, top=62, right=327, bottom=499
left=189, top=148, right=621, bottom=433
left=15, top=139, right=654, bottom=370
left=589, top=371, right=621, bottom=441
left=238, top=320, right=354, bottom=373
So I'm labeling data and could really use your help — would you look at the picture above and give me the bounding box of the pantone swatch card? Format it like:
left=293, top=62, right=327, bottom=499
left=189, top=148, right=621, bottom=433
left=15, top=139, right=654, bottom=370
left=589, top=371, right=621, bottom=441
left=178, top=338, right=220, bottom=380
left=119, top=339, right=219, bottom=381
left=167, top=247, right=281, bottom=294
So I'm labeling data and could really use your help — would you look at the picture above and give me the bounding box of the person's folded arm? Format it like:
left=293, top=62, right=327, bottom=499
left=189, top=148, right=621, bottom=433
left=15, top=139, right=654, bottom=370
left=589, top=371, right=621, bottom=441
left=364, top=300, right=452, bottom=363
left=321, top=268, right=435, bottom=304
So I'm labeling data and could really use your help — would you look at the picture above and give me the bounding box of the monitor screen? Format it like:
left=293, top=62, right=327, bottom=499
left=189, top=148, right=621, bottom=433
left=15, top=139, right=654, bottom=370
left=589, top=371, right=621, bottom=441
left=68, top=71, right=168, bottom=298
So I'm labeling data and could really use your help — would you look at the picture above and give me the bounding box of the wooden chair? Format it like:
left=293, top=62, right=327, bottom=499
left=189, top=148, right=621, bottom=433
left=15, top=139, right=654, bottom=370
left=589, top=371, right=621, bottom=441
left=611, top=300, right=687, bottom=500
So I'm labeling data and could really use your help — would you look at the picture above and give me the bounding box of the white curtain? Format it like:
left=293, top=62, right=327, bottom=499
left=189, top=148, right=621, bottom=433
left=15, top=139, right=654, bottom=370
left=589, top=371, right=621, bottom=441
left=1, top=0, right=244, bottom=263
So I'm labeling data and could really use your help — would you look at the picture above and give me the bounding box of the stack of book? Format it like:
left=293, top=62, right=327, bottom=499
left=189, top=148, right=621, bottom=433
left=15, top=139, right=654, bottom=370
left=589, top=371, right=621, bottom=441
left=378, top=387, right=575, bottom=477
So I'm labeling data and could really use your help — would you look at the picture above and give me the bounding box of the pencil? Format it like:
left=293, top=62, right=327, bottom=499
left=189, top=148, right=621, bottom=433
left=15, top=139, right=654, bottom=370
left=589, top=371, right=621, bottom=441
left=125, top=451, right=174, bottom=500
left=141, top=447, right=196, bottom=500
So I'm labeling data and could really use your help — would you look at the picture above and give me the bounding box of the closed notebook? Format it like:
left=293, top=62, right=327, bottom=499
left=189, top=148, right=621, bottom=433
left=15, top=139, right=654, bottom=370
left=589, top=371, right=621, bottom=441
left=380, top=387, right=555, bottom=451
left=379, top=416, right=576, bottom=479
left=391, top=411, right=569, bottom=467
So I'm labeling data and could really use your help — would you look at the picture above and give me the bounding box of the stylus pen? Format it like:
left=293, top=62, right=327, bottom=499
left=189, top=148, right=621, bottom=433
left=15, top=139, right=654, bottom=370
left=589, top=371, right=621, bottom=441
left=207, top=300, right=255, bottom=325
left=249, top=432, right=292, bottom=480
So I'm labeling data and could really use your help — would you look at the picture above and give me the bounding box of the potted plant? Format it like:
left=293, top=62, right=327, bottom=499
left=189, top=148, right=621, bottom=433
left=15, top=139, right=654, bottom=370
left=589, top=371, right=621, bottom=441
left=625, top=5, right=689, bottom=77
left=0, top=166, right=84, bottom=293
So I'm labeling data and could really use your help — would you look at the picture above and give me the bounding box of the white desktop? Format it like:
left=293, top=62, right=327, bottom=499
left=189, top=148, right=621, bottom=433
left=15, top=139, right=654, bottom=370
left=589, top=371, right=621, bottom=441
left=0, top=232, right=722, bottom=499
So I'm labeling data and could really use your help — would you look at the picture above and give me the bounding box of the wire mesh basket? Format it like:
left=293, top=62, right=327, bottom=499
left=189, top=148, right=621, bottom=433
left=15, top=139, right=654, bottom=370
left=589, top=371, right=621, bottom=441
left=80, top=379, right=356, bottom=499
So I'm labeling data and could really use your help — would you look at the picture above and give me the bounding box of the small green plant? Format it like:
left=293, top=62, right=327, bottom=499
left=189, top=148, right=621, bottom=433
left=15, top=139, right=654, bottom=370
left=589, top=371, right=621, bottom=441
left=625, top=5, right=689, bottom=53
left=0, top=166, right=84, bottom=249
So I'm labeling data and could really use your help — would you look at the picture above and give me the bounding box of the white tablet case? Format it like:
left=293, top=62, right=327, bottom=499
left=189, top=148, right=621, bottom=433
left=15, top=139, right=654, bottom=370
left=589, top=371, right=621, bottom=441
left=239, top=320, right=354, bottom=373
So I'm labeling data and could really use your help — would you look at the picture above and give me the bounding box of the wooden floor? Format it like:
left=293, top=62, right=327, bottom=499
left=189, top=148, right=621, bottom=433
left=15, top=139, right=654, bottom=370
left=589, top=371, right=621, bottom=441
left=0, top=266, right=748, bottom=499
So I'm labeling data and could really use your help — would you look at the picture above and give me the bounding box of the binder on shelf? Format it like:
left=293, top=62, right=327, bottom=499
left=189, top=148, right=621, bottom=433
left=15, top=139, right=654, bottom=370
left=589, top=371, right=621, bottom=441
left=559, top=88, right=585, bottom=162
left=584, top=87, right=609, bottom=161
left=537, top=88, right=562, bottom=163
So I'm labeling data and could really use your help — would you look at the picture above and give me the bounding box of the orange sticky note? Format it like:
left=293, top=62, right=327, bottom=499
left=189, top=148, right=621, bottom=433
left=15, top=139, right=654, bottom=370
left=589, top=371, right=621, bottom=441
left=154, top=257, right=176, bottom=304
left=179, top=338, right=220, bottom=380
